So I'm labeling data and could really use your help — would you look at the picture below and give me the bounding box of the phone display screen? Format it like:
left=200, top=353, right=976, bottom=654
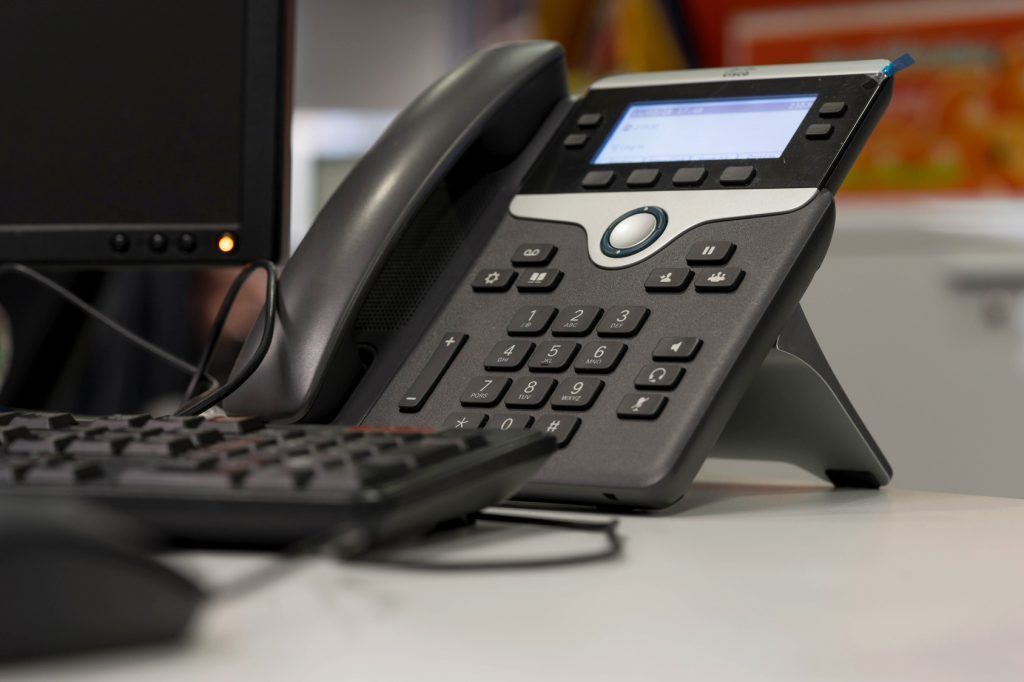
left=592, top=94, right=817, bottom=164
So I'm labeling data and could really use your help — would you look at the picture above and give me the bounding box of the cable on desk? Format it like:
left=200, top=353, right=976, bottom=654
left=0, top=263, right=218, bottom=392
left=208, top=512, right=624, bottom=602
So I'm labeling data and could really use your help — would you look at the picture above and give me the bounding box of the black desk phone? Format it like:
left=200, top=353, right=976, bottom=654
left=225, top=41, right=896, bottom=509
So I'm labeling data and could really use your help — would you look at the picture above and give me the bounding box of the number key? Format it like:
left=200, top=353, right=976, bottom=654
left=504, top=377, right=557, bottom=409
left=490, top=413, right=535, bottom=431
left=574, top=342, right=626, bottom=373
left=551, top=378, right=604, bottom=410
left=484, top=341, right=534, bottom=371
left=596, top=306, right=649, bottom=337
left=460, top=376, right=511, bottom=407
left=529, top=341, right=579, bottom=372
left=552, top=306, right=602, bottom=336
left=507, top=306, right=557, bottom=336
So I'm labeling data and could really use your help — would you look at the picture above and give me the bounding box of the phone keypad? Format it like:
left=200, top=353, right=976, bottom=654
left=448, top=241, right=738, bottom=446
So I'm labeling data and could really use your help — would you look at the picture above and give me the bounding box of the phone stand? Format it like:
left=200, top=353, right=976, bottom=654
left=711, top=305, right=892, bottom=488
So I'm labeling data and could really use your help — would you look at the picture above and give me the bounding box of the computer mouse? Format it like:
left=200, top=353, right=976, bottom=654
left=0, top=497, right=204, bottom=661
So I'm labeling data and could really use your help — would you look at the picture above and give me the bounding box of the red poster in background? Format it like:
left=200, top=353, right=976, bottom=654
left=723, top=0, right=1024, bottom=195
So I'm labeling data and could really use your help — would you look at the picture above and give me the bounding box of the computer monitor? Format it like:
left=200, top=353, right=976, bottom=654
left=0, top=0, right=291, bottom=265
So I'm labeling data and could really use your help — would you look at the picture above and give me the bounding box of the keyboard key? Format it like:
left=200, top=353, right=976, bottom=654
left=152, top=415, right=205, bottom=429
left=122, top=435, right=194, bottom=457
left=551, top=378, right=604, bottom=410
left=207, top=416, right=264, bottom=434
left=400, top=332, right=467, bottom=413
left=472, top=268, right=516, bottom=292
left=490, top=414, right=534, bottom=431
left=533, top=415, right=581, bottom=447
left=516, top=269, right=562, bottom=292
left=552, top=307, right=602, bottom=336
left=574, top=342, right=626, bottom=373
left=460, top=376, right=511, bottom=407
left=596, top=307, right=648, bottom=337
left=66, top=434, right=135, bottom=457
left=694, top=268, right=744, bottom=292
left=652, top=337, right=702, bottom=361
left=529, top=341, right=579, bottom=372
left=617, top=394, right=667, bottom=419
left=507, top=306, right=557, bottom=336
left=511, top=244, right=556, bottom=266
left=0, top=412, right=14, bottom=426
left=687, top=241, right=735, bottom=265
left=484, top=340, right=534, bottom=371
left=10, top=413, right=77, bottom=429
left=8, top=433, right=76, bottom=455
left=443, top=412, right=489, bottom=430
left=398, top=442, right=462, bottom=466
left=91, top=414, right=152, bottom=429
left=504, top=377, right=557, bottom=409
left=0, top=426, right=30, bottom=445
left=645, top=269, right=691, bottom=292
left=119, top=469, right=235, bottom=490
left=24, top=461, right=104, bottom=485
left=635, top=364, right=684, bottom=390
left=244, top=466, right=312, bottom=490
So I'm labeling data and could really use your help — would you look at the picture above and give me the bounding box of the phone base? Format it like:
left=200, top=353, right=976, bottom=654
left=711, top=305, right=892, bottom=488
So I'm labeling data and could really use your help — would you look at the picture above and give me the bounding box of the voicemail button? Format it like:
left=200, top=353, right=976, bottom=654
left=645, top=268, right=692, bottom=292
left=472, top=268, right=516, bottom=292
left=517, top=268, right=562, bottom=292
left=511, top=244, right=556, bottom=266
left=694, top=267, right=744, bottom=292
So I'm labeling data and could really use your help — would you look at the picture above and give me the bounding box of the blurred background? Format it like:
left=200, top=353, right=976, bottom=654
left=3, top=0, right=1024, bottom=499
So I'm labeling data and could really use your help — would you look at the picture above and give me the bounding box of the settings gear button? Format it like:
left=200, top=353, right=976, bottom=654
left=472, top=268, right=517, bottom=292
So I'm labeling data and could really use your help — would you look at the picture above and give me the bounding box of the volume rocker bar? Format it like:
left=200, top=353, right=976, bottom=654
left=399, top=333, right=468, bottom=412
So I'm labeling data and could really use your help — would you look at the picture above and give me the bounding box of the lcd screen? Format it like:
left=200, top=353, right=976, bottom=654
left=592, top=95, right=817, bottom=164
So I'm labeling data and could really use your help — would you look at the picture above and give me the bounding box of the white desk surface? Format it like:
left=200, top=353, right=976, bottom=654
left=12, top=483, right=1024, bottom=682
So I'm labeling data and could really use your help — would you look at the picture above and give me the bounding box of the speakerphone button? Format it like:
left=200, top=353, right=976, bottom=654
left=582, top=170, right=615, bottom=189
left=719, top=166, right=755, bottom=186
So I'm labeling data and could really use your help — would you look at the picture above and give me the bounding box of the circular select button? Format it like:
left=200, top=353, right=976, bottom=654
left=601, top=206, right=668, bottom=258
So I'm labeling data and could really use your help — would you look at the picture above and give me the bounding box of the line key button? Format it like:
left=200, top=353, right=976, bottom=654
left=399, top=333, right=467, bottom=413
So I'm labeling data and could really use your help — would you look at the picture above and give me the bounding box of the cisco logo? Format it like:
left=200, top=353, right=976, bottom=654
left=722, top=68, right=753, bottom=78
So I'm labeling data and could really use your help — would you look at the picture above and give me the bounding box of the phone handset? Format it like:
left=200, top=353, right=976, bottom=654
left=224, top=41, right=568, bottom=421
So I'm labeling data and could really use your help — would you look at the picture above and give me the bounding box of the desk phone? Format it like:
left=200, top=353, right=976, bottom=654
left=225, top=41, right=897, bottom=509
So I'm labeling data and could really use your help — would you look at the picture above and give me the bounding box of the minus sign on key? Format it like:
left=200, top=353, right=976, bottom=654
left=399, top=333, right=468, bottom=413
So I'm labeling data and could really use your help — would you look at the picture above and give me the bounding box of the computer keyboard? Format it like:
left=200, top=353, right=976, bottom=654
left=0, top=411, right=555, bottom=550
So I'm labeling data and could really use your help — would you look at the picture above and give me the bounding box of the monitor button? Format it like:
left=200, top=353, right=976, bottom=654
left=582, top=170, right=615, bottom=189
left=626, top=169, right=660, bottom=187
left=818, top=101, right=847, bottom=118
left=719, top=166, right=755, bottom=186
left=110, top=233, right=130, bottom=253
left=805, top=123, right=834, bottom=140
left=563, top=133, right=588, bottom=149
left=672, top=167, right=707, bottom=187
left=149, top=233, right=168, bottom=253
left=577, top=112, right=603, bottom=128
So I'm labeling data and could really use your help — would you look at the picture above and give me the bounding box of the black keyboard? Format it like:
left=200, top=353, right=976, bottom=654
left=0, top=411, right=554, bottom=550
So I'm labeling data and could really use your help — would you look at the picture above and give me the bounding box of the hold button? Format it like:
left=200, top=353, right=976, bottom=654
left=601, top=207, right=667, bottom=258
